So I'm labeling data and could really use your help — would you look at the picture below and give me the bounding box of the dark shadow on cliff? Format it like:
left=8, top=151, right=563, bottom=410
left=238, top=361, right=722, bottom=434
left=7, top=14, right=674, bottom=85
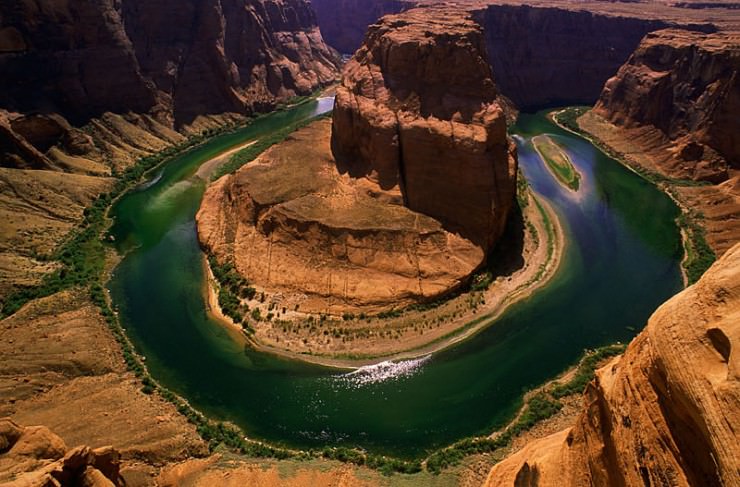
left=484, top=202, right=526, bottom=280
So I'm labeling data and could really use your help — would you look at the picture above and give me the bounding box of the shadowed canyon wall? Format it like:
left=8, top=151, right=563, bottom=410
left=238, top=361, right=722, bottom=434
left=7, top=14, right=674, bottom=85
left=594, top=29, right=740, bottom=181
left=310, top=0, right=409, bottom=53
left=473, top=5, right=682, bottom=108
left=310, top=0, right=717, bottom=109
left=0, top=0, right=339, bottom=128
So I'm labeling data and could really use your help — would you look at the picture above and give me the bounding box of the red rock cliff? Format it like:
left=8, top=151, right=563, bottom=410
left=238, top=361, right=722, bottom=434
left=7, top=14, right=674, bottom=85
left=0, top=0, right=339, bottom=128
left=595, top=29, right=740, bottom=182
left=485, top=242, right=740, bottom=486
left=330, top=7, right=517, bottom=249
left=310, top=0, right=718, bottom=108
left=473, top=5, right=690, bottom=108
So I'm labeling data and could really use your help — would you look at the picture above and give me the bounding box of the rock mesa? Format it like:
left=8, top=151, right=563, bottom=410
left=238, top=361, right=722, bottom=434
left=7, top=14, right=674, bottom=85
left=197, top=7, right=517, bottom=314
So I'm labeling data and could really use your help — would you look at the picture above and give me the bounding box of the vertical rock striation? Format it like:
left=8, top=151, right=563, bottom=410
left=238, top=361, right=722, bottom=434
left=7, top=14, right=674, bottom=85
left=0, top=0, right=339, bottom=128
left=473, top=5, right=689, bottom=108
left=310, top=0, right=410, bottom=53
left=330, top=7, right=517, bottom=249
left=485, top=243, right=740, bottom=487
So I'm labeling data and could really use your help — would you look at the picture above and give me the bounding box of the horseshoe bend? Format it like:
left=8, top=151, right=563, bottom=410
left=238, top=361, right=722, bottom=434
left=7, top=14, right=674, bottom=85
left=0, top=0, right=739, bottom=485
left=195, top=9, right=540, bottom=360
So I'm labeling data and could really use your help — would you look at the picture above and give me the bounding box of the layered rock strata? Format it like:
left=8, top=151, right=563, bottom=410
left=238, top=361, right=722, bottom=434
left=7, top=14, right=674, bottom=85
left=485, top=242, right=740, bottom=486
left=198, top=8, right=517, bottom=314
left=0, top=0, right=339, bottom=128
left=473, top=5, right=689, bottom=108
left=311, top=0, right=724, bottom=109
left=198, top=119, right=487, bottom=314
left=594, top=29, right=740, bottom=182
left=331, top=7, right=517, bottom=249
left=0, top=0, right=340, bottom=301
left=310, top=0, right=410, bottom=53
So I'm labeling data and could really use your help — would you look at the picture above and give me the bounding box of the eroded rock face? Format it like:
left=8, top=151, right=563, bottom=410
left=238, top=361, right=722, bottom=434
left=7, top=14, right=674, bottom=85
left=0, top=418, right=124, bottom=486
left=0, top=0, right=339, bottom=128
left=485, top=242, right=740, bottom=487
left=198, top=8, right=517, bottom=314
left=311, top=0, right=719, bottom=108
left=197, top=119, right=485, bottom=314
left=595, top=29, right=740, bottom=182
left=474, top=5, right=682, bottom=109
left=331, top=7, right=517, bottom=249
left=310, top=0, right=409, bottom=53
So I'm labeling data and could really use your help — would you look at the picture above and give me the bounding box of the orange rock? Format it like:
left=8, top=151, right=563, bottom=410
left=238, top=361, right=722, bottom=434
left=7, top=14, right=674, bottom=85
left=485, top=243, right=740, bottom=486
left=197, top=120, right=485, bottom=314
left=198, top=8, right=518, bottom=315
left=331, top=6, right=517, bottom=249
left=0, top=420, right=124, bottom=486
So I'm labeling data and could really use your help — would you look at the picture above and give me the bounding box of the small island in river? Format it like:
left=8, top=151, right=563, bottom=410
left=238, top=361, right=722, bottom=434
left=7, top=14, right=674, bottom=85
left=532, top=134, right=581, bottom=191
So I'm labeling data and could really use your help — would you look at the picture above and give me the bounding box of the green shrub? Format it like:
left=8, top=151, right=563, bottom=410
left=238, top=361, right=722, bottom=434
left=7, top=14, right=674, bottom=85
left=550, top=344, right=626, bottom=398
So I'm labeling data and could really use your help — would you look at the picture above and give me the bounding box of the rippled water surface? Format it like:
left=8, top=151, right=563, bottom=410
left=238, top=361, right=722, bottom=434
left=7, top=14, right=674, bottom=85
left=108, top=106, right=682, bottom=457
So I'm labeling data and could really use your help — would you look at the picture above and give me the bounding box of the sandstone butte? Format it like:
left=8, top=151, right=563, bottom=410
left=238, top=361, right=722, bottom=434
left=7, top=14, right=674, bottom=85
left=197, top=7, right=517, bottom=315
left=485, top=242, right=740, bottom=486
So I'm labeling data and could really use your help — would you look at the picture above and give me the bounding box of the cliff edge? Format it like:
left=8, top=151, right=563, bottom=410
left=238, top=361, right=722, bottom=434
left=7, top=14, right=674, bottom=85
left=331, top=7, right=517, bottom=249
left=594, top=29, right=740, bottom=182
left=485, top=242, right=740, bottom=486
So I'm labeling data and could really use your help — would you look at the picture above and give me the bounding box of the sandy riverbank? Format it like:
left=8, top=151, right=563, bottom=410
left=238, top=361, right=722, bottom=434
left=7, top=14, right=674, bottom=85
left=195, top=140, right=257, bottom=181
left=552, top=108, right=739, bottom=286
left=203, top=186, right=566, bottom=369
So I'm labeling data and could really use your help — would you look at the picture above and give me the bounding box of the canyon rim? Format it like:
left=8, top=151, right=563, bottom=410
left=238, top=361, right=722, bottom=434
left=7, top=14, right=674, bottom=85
left=1, top=0, right=739, bottom=486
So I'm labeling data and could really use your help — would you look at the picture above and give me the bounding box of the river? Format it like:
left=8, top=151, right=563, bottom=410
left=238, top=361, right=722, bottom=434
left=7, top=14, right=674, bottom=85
left=107, top=100, right=683, bottom=458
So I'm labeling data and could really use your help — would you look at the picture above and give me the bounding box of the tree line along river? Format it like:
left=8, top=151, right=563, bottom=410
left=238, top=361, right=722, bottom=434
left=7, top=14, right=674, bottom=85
left=107, top=99, right=683, bottom=458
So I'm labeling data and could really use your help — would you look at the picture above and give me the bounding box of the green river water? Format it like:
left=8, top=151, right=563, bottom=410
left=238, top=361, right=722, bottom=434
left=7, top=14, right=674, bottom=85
left=107, top=100, right=683, bottom=458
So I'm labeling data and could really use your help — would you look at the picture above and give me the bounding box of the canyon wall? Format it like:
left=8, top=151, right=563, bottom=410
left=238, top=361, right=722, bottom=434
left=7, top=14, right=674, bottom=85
left=0, top=0, right=339, bottom=128
left=310, top=0, right=409, bottom=53
left=331, top=7, right=517, bottom=249
left=594, top=29, right=740, bottom=182
left=309, top=0, right=717, bottom=109
left=485, top=242, right=740, bottom=486
left=473, top=5, right=684, bottom=108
